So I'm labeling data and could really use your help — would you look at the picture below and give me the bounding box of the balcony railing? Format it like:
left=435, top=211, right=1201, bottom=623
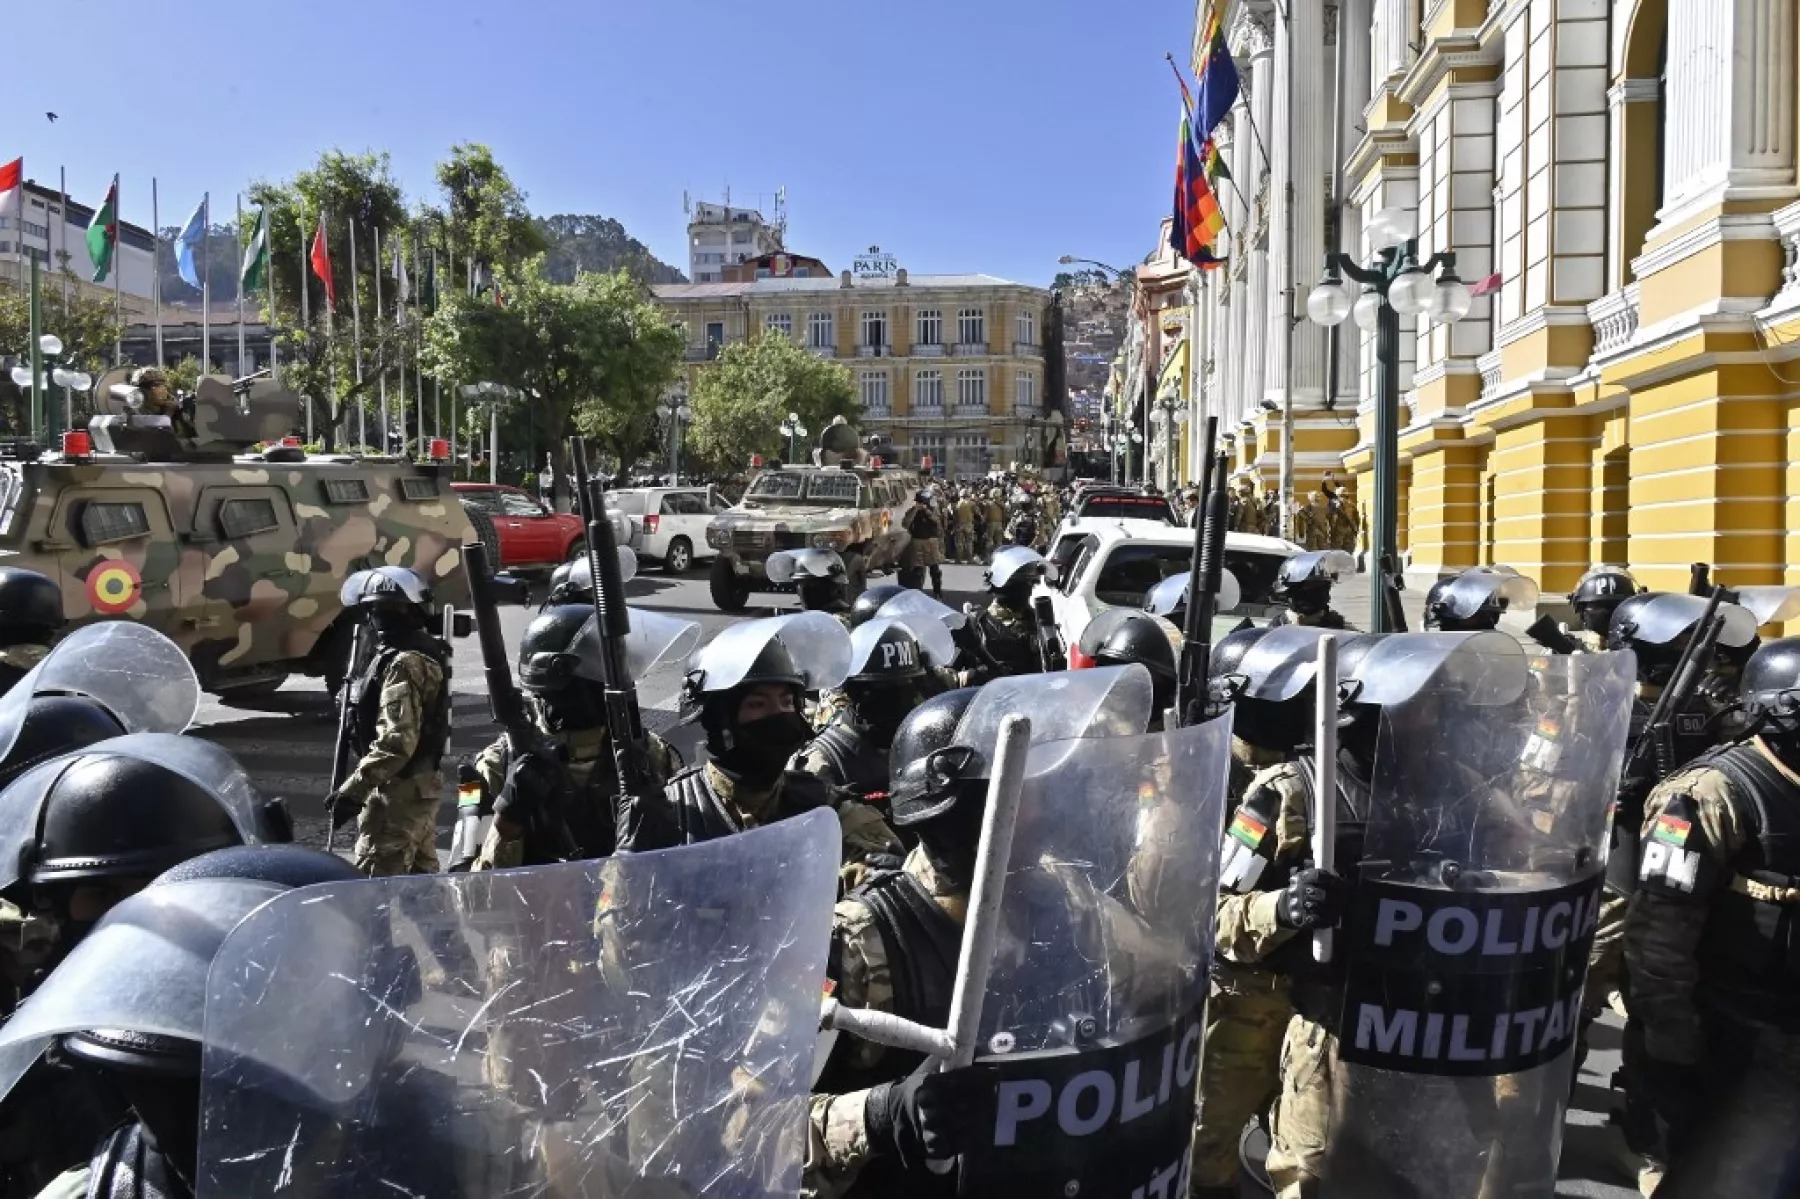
left=864, top=405, right=892, bottom=420
left=1014, top=341, right=1042, bottom=357
left=952, top=342, right=988, bottom=356
left=912, top=404, right=945, bottom=420
left=856, top=344, right=889, bottom=358
left=913, top=342, right=946, bottom=357
left=808, top=344, right=836, bottom=358
left=685, top=345, right=720, bottom=362
left=1587, top=285, right=1640, bottom=357
left=953, top=404, right=989, bottom=418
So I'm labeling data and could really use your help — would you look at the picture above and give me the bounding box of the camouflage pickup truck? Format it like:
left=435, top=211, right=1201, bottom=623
left=704, top=462, right=920, bottom=612
left=0, top=370, right=474, bottom=696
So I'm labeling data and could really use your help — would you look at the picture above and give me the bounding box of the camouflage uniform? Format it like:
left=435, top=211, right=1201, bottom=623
left=1192, top=753, right=1305, bottom=1192
left=340, top=646, right=448, bottom=876
left=467, top=700, right=681, bottom=870
left=1229, top=482, right=1264, bottom=534
left=805, top=847, right=965, bottom=1199
left=982, top=498, right=1005, bottom=558
left=0, top=897, right=61, bottom=1016
left=952, top=497, right=976, bottom=563
left=1269, top=607, right=1350, bottom=631
left=0, top=642, right=48, bottom=695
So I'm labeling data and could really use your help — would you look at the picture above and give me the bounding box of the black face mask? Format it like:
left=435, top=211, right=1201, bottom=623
left=718, top=711, right=813, bottom=786
left=997, top=581, right=1034, bottom=610
left=914, top=784, right=987, bottom=891
left=851, top=687, right=919, bottom=744
left=535, top=685, right=602, bottom=732
left=1576, top=604, right=1614, bottom=636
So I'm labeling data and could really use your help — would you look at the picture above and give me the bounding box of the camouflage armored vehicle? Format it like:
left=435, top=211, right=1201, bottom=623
left=704, top=420, right=919, bottom=612
left=0, top=369, right=474, bottom=695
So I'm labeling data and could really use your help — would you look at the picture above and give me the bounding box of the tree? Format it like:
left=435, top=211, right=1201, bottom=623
left=247, top=150, right=410, bottom=330
left=538, top=214, right=684, bottom=286
left=688, top=330, right=859, bottom=473
left=421, top=261, right=684, bottom=476
left=0, top=281, right=126, bottom=432
left=433, top=144, right=545, bottom=275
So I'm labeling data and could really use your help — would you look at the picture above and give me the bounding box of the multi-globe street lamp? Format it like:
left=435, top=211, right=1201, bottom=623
left=656, top=392, right=692, bottom=481
left=1153, top=393, right=1188, bottom=490
left=1305, top=207, right=1472, bottom=631
left=779, top=412, right=808, bottom=464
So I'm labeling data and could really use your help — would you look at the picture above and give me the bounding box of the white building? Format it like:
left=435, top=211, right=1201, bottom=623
left=0, top=178, right=156, bottom=316
left=687, top=200, right=784, bottom=284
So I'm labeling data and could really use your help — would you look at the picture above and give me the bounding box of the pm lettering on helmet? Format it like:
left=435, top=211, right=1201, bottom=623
left=878, top=638, right=918, bottom=671
left=1338, top=873, right=1606, bottom=1076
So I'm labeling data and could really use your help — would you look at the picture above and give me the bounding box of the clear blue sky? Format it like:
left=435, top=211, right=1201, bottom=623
left=2, top=0, right=1195, bottom=286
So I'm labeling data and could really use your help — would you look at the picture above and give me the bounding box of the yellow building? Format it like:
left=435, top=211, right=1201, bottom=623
left=1195, top=0, right=1800, bottom=595
left=651, top=269, right=1054, bottom=479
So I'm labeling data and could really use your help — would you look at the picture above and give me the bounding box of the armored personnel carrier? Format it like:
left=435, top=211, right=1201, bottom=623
left=0, top=369, right=474, bottom=695
left=703, top=418, right=920, bottom=612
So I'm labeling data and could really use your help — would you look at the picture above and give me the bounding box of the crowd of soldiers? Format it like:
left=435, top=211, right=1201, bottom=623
left=0, top=513, right=1793, bottom=1197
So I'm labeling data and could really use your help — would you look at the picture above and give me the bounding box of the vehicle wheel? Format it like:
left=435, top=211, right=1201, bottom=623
left=565, top=536, right=587, bottom=561
left=843, top=552, right=869, bottom=600
left=710, top=557, right=749, bottom=613
left=462, top=509, right=501, bottom=576
left=664, top=537, right=694, bottom=574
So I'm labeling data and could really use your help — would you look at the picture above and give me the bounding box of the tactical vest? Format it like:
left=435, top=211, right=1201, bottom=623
left=909, top=509, right=942, bottom=541
left=808, top=724, right=891, bottom=801
left=351, top=632, right=453, bottom=778
left=968, top=607, right=1037, bottom=678
left=660, top=766, right=832, bottom=846
left=1266, top=753, right=1371, bottom=1020
left=1610, top=691, right=1719, bottom=895
left=1690, top=743, right=1800, bottom=1030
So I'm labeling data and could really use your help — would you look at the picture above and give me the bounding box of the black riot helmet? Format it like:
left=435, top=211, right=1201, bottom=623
left=887, top=688, right=983, bottom=830
left=850, top=583, right=908, bottom=629
left=1424, top=567, right=1536, bottom=632
left=1209, top=625, right=1272, bottom=681
left=1571, top=566, right=1642, bottom=635
left=0, top=695, right=127, bottom=791
left=985, top=547, right=1046, bottom=605
left=27, top=751, right=243, bottom=887
left=1738, top=636, right=1800, bottom=744
left=1078, top=611, right=1177, bottom=715
left=517, top=604, right=595, bottom=694
left=341, top=566, right=432, bottom=634
left=1604, top=591, right=1732, bottom=685
left=0, top=568, right=65, bottom=643
left=1272, top=550, right=1353, bottom=616
left=847, top=621, right=928, bottom=688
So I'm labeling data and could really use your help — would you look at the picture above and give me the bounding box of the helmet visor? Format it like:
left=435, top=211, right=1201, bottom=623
left=848, top=615, right=954, bottom=676
left=568, top=609, right=704, bottom=682
left=0, top=623, right=199, bottom=769
left=561, top=547, right=642, bottom=593
left=953, top=664, right=1154, bottom=778
left=1733, top=585, right=1800, bottom=627
left=874, top=588, right=967, bottom=631
left=1620, top=592, right=1758, bottom=648
left=691, top=611, right=853, bottom=693
left=987, top=546, right=1047, bottom=589
left=1142, top=568, right=1242, bottom=617
left=1237, top=625, right=1336, bottom=701
left=1346, top=629, right=1528, bottom=707
left=1435, top=571, right=1540, bottom=621
left=1278, top=549, right=1356, bottom=588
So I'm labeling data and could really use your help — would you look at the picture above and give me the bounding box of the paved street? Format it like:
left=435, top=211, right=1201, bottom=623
left=186, top=557, right=1635, bottom=1198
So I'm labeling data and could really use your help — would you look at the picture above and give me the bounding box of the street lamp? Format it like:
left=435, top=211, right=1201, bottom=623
left=50, top=367, right=92, bottom=434
left=779, top=411, right=808, bottom=463
left=1153, top=393, right=1188, bottom=490
left=1306, top=207, right=1472, bottom=631
left=10, top=333, right=73, bottom=438
left=656, top=392, right=693, bottom=481
left=458, top=381, right=521, bottom=484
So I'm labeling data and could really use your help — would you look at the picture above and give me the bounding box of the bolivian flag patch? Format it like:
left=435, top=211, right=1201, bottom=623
left=1653, top=813, right=1692, bottom=847
left=1228, top=809, right=1268, bottom=849
left=456, top=782, right=482, bottom=810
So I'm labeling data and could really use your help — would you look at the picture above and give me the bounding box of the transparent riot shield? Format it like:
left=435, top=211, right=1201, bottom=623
left=950, top=716, right=1233, bottom=1197
left=568, top=608, right=703, bottom=679
left=554, top=544, right=642, bottom=592
left=1322, top=649, right=1636, bottom=1197
left=695, top=611, right=853, bottom=693
left=0, top=621, right=198, bottom=766
left=198, top=810, right=841, bottom=1198
left=1142, top=568, right=1243, bottom=618
left=875, top=587, right=967, bottom=631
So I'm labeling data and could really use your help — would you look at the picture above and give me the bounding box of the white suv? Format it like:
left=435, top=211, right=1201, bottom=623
left=606, top=486, right=727, bottom=573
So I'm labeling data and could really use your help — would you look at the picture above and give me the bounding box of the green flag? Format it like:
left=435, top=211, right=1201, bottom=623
left=240, top=207, right=270, bottom=294
left=86, top=175, right=118, bottom=283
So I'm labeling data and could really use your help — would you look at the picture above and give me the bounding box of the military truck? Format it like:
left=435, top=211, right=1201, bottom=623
left=0, top=369, right=474, bottom=696
left=704, top=419, right=920, bottom=612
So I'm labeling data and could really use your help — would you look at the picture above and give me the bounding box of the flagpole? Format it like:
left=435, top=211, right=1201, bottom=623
left=201, top=194, right=211, bottom=374
left=234, top=193, right=248, bottom=370
left=112, top=176, right=122, bottom=368
left=349, top=219, right=365, bottom=449
left=58, top=167, right=68, bottom=306
left=152, top=178, right=164, bottom=368
left=414, top=235, right=425, bottom=453
left=14, top=162, right=24, bottom=294
left=373, top=224, right=387, bottom=454
left=323, top=208, right=339, bottom=447
left=299, top=210, right=311, bottom=441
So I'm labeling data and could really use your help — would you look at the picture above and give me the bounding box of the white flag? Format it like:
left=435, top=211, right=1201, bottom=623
left=393, top=242, right=410, bottom=314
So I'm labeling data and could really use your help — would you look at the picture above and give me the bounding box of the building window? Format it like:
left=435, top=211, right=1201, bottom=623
left=915, top=369, right=943, bottom=410
left=808, top=312, right=834, bottom=348
left=1016, top=309, right=1036, bottom=345
left=694, top=252, right=726, bottom=265
left=917, top=309, right=942, bottom=345
left=755, top=268, right=772, bottom=279
left=860, top=310, right=888, bottom=348
left=914, top=433, right=945, bottom=471
left=766, top=312, right=793, bottom=336
left=957, top=368, right=986, bottom=411
left=794, top=267, right=810, bottom=278
left=1016, top=373, right=1037, bottom=411
left=957, top=308, right=985, bottom=346
left=705, top=322, right=725, bottom=348
left=861, top=370, right=889, bottom=413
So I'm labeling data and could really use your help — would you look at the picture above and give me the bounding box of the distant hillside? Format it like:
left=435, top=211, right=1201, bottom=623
left=536, top=214, right=686, bottom=286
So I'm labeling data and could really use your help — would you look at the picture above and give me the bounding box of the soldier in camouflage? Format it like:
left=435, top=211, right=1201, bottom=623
left=951, top=489, right=976, bottom=563
left=1623, top=636, right=1800, bottom=1196
left=1228, top=474, right=1264, bottom=534
left=466, top=603, right=682, bottom=870
left=326, top=567, right=453, bottom=876
left=0, top=568, right=65, bottom=693
left=955, top=546, right=1051, bottom=681
left=794, top=617, right=936, bottom=805
left=981, top=490, right=1005, bottom=559
left=1267, top=550, right=1355, bottom=631
left=127, top=366, right=183, bottom=422
left=1568, top=565, right=1642, bottom=653
left=808, top=687, right=980, bottom=1199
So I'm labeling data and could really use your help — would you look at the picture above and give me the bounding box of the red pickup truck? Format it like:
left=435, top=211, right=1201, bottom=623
left=451, top=483, right=586, bottom=571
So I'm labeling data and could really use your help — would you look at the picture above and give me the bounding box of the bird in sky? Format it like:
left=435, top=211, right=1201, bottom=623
left=45, top=112, right=57, bottom=122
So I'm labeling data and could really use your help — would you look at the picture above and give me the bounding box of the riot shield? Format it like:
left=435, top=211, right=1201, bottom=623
left=568, top=608, right=702, bottom=679
left=695, top=611, right=853, bottom=693
left=1322, top=648, right=1636, bottom=1197
left=1618, top=591, right=1757, bottom=648
left=954, top=664, right=1155, bottom=771
left=987, top=545, right=1047, bottom=588
left=198, top=810, right=841, bottom=1197
left=951, top=716, right=1234, bottom=1196
left=875, top=587, right=968, bottom=631
left=0, top=730, right=277, bottom=893
left=1143, top=568, right=1243, bottom=617
left=0, top=621, right=199, bottom=766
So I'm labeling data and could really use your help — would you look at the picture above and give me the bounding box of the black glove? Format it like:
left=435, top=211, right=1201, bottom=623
left=494, top=750, right=563, bottom=823
left=325, top=788, right=362, bottom=831
left=1276, top=866, right=1348, bottom=931
left=864, top=1071, right=984, bottom=1167
left=862, top=852, right=905, bottom=873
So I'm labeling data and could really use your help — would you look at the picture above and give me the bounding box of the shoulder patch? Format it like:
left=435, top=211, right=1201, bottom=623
left=1638, top=793, right=1714, bottom=897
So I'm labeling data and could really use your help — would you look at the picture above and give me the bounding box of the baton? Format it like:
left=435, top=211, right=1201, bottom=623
left=1312, top=635, right=1339, bottom=964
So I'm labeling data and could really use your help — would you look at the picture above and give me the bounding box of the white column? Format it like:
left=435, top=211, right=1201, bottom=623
left=1663, top=0, right=1798, bottom=212
left=1217, top=118, right=1246, bottom=424
left=1372, top=0, right=1414, bottom=90
left=1240, top=21, right=1276, bottom=427
left=1266, top=0, right=1330, bottom=407
left=1336, top=0, right=1373, bottom=402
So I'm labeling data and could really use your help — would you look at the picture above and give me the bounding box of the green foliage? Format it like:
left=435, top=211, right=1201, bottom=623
left=421, top=262, right=684, bottom=471
left=432, top=144, right=545, bottom=273
left=0, top=280, right=126, bottom=432
left=688, top=330, right=860, bottom=472
left=164, top=355, right=205, bottom=394
left=538, top=214, right=684, bottom=286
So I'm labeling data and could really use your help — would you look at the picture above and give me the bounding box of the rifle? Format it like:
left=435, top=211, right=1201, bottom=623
left=1624, top=585, right=1728, bottom=786
left=1174, top=418, right=1227, bottom=727
left=1379, top=552, right=1408, bottom=633
left=568, top=438, right=661, bottom=853
left=1689, top=563, right=1711, bottom=596
left=325, top=618, right=374, bottom=853
left=466, top=538, right=579, bottom=862
left=1527, top=614, right=1579, bottom=655
left=1030, top=594, right=1067, bottom=673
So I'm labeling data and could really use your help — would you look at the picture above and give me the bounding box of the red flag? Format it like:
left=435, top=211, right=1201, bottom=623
left=1469, top=271, right=1503, bottom=297
left=309, top=217, right=336, bottom=309
left=0, top=158, right=21, bottom=210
